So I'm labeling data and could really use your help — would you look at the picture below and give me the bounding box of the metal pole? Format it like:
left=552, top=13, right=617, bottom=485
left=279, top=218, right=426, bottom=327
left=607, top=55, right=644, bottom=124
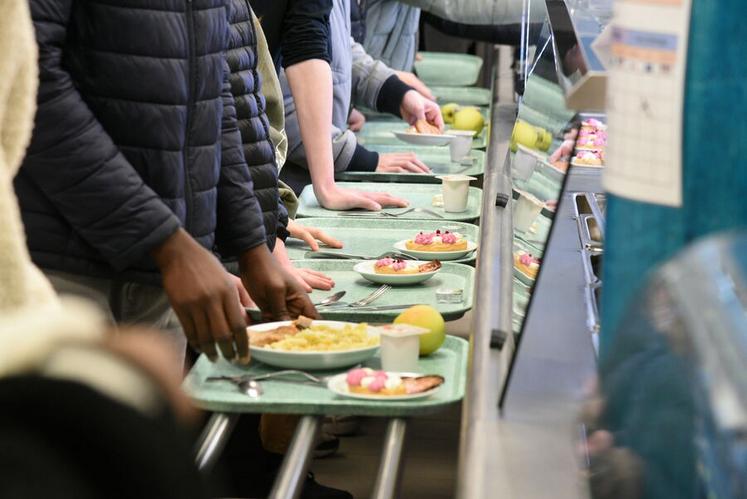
left=371, top=418, right=408, bottom=499
left=519, top=0, right=532, bottom=88
left=268, top=416, right=320, bottom=499
left=194, top=413, right=239, bottom=472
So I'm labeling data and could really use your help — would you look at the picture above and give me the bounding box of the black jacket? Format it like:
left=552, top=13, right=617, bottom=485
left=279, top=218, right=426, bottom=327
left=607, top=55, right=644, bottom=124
left=226, top=0, right=286, bottom=247
left=17, top=0, right=266, bottom=281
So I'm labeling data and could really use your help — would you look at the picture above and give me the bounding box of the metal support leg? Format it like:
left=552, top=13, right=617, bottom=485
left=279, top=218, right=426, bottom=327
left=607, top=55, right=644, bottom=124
left=371, top=418, right=408, bottom=499
left=194, top=413, right=239, bottom=472
left=268, top=415, right=321, bottom=499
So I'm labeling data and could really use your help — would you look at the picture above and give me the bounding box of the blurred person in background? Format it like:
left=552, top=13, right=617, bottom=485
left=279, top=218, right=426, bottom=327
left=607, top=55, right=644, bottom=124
left=17, top=0, right=318, bottom=366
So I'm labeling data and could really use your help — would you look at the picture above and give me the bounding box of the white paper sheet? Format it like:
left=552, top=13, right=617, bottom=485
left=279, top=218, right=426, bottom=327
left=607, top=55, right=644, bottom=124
left=602, top=0, right=692, bottom=207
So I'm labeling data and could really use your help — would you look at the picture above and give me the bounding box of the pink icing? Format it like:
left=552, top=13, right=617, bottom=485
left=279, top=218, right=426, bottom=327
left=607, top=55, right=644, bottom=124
left=519, top=253, right=540, bottom=266
left=375, top=257, right=395, bottom=267
left=440, top=232, right=458, bottom=244
left=577, top=150, right=602, bottom=160
left=391, top=259, right=408, bottom=271
left=346, top=368, right=369, bottom=386
left=414, top=232, right=434, bottom=245
left=374, top=370, right=388, bottom=379
left=368, top=378, right=386, bottom=392
left=582, top=118, right=605, bottom=128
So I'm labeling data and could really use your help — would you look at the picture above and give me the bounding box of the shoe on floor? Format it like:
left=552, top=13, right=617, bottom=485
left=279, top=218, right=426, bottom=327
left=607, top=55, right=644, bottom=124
left=322, top=415, right=360, bottom=437
left=313, top=432, right=339, bottom=459
left=301, top=472, right=353, bottom=499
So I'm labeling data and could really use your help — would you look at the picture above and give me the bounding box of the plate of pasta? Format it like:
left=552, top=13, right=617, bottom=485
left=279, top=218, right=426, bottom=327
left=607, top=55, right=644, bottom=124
left=247, top=317, right=380, bottom=370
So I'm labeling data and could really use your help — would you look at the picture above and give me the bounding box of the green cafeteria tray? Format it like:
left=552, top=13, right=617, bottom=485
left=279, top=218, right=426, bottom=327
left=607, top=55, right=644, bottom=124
left=414, top=52, right=483, bottom=87
left=296, top=182, right=483, bottom=222
left=286, top=218, right=479, bottom=264
left=431, top=86, right=492, bottom=107
left=280, top=260, right=474, bottom=322
left=336, top=147, right=485, bottom=183
left=361, top=106, right=489, bottom=123
left=183, top=335, right=468, bottom=416
left=355, top=121, right=487, bottom=149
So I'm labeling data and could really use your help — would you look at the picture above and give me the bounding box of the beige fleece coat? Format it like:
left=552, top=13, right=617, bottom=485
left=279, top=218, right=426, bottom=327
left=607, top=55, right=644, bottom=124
left=0, top=0, right=103, bottom=376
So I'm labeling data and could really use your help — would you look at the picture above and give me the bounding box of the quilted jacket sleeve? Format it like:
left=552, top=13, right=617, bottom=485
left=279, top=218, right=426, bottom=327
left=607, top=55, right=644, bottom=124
left=214, top=56, right=268, bottom=257
left=20, top=0, right=182, bottom=271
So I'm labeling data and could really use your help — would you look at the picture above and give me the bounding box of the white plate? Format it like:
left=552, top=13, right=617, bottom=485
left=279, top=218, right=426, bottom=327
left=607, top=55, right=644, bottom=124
left=249, top=321, right=379, bottom=370
left=393, top=130, right=455, bottom=146
left=327, top=372, right=442, bottom=401
left=353, top=260, right=440, bottom=285
left=393, top=239, right=478, bottom=261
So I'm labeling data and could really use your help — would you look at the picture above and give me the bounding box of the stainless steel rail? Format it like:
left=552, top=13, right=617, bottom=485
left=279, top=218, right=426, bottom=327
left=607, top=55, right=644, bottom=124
left=268, top=415, right=320, bottom=499
left=455, top=97, right=517, bottom=499
left=194, top=412, right=239, bottom=472
left=371, top=418, right=408, bottom=499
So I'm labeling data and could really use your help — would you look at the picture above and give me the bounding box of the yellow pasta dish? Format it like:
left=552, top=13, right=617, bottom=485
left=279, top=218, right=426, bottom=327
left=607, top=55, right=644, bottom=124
left=252, top=319, right=379, bottom=352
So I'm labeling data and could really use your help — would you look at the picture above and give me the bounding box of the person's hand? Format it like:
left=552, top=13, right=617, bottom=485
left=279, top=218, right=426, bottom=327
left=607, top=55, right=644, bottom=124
left=228, top=272, right=255, bottom=320
left=347, top=108, right=366, bottom=132
left=395, top=71, right=435, bottom=101
left=287, top=219, right=343, bottom=251
left=377, top=152, right=431, bottom=174
left=549, top=139, right=575, bottom=163
left=315, top=184, right=408, bottom=211
left=151, top=229, right=248, bottom=363
left=239, top=243, right=320, bottom=322
left=272, top=237, right=335, bottom=292
left=400, top=90, right=444, bottom=131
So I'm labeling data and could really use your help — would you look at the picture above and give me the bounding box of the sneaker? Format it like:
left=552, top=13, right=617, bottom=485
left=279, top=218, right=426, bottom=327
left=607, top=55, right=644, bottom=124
left=322, top=415, right=360, bottom=437
left=313, top=432, right=340, bottom=459
left=301, top=472, right=353, bottom=499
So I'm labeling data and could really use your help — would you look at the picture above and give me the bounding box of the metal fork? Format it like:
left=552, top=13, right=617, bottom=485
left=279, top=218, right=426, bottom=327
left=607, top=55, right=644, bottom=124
left=336, top=207, right=444, bottom=219
left=347, top=284, right=391, bottom=307
left=386, top=207, right=445, bottom=219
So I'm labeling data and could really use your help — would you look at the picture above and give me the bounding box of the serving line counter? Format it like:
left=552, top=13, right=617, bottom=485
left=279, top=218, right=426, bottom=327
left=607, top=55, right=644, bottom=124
left=456, top=1, right=610, bottom=496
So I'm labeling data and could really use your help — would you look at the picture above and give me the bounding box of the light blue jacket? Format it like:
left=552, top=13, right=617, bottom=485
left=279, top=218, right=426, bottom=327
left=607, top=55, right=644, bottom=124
left=363, top=0, right=421, bottom=71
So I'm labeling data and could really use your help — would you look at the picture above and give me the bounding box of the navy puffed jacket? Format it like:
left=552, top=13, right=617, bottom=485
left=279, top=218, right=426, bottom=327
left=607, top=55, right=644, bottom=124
left=16, top=0, right=267, bottom=281
left=226, top=0, right=287, bottom=247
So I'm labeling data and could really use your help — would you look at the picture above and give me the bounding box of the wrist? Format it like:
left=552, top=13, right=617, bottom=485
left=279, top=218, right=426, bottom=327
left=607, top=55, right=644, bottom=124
left=313, top=181, right=340, bottom=204
left=238, top=243, right=275, bottom=276
left=150, top=229, right=193, bottom=269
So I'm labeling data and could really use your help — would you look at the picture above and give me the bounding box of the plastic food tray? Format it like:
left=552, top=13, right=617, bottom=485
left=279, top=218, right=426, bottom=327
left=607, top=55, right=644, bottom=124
left=183, top=335, right=468, bottom=416
left=249, top=260, right=475, bottom=323
left=431, top=86, right=492, bottom=106
left=355, top=121, right=487, bottom=150
left=336, top=147, right=485, bottom=183
left=286, top=218, right=479, bottom=264
left=414, top=52, right=483, bottom=86
left=296, top=182, right=483, bottom=222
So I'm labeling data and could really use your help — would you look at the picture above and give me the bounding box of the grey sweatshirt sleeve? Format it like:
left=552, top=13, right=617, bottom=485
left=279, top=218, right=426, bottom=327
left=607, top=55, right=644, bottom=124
left=350, top=38, right=397, bottom=110
left=397, top=0, right=542, bottom=25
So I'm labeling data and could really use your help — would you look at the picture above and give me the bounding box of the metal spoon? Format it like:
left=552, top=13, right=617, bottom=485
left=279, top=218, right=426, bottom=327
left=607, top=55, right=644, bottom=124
left=238, top=379, right=263, bottom=398
left=314, top=290, right=346, bottom=307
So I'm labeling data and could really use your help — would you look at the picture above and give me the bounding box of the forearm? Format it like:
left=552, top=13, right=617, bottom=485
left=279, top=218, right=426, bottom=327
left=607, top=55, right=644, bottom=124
left=284, top=59, right=337, bottom=198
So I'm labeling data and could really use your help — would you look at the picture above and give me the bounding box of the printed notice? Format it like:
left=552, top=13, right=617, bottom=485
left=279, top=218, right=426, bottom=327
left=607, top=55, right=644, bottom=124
left=602, top=0, right=692, bottom=207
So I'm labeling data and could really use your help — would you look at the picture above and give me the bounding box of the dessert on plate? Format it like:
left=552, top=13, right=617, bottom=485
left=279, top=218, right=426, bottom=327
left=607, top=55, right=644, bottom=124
left=406, top=118, right=442, bottom=135
left=514, top=251, right=541, bottom=279
left=572, top=150, right=604, bottom=166
left=373, top=258, right=441, bottom=274
left=345, top=368, right=445, bottom=396
left=405, top=229, right=468, bottom=252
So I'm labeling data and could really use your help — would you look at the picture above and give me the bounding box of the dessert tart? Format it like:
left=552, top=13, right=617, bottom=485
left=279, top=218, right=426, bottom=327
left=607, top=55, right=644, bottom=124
left=514, top=251, right=541, bottom=279
left=345, top=368, right=445, bottom=396
left=406, top=119, right=442, bottom=135
left=405, top=230, right=468, bottom=252
left=373, top=258, right=441, bottom=275
left=572, top=150, right=603, bottom=166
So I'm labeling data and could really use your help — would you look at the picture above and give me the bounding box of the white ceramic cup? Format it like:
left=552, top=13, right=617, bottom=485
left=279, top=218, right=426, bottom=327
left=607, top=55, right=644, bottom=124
left=438, top=174, right=477, bottom=213
left=513, top=189, right=545, bottom=232
left=377, top=325, right=430, bottom=372
left=512, top=145, right=540, bottom=181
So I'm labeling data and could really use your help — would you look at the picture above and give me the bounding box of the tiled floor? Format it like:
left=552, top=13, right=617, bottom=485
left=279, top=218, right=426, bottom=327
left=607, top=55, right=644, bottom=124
left=310, top=314, right=468, bottom=499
